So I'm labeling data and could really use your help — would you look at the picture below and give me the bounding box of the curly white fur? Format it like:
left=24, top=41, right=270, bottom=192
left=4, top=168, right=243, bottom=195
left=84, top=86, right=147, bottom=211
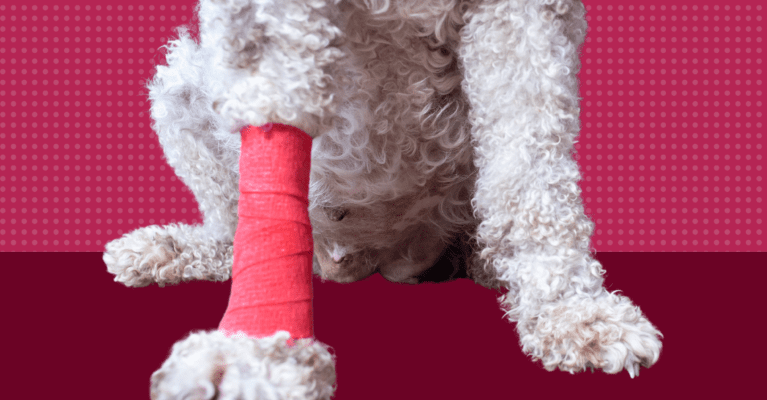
left=150, top=330, right=336, bottom=400
left=200, top=0, right=347, bottom=137
left=104, top=0, right=663, bottom=394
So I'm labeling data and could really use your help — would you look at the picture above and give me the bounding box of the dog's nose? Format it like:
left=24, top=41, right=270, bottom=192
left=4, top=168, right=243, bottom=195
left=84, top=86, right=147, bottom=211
left=329, top=243, right=351, bottom=264
left=332, top=254, right=351, bottom=264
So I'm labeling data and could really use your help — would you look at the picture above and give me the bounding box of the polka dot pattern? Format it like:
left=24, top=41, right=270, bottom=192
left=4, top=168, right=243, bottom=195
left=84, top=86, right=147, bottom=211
left=0, top=2, right=203, bottom=252
left=0, top=1, right=764, bottom=252
left=578, top=2, right=765, bottom=251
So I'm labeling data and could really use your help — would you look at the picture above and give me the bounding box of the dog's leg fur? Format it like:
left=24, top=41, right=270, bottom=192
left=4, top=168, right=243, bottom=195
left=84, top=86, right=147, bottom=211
left=459, top=0, right=662, bottom=376
left=104, top=31, right=238, bottom=288
left=200, top=0, right=347, bottom=137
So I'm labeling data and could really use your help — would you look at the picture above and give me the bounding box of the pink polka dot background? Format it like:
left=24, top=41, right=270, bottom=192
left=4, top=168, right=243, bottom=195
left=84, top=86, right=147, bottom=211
left=578, top=1, right=765, bottom=251
left=0, top=0, right=764, bottom=252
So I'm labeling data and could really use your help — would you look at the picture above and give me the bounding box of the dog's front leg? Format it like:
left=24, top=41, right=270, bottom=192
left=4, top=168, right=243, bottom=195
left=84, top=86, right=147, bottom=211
left=200, top=0, right=347, bottom=138
left=458, top=0, right=662, bottom=377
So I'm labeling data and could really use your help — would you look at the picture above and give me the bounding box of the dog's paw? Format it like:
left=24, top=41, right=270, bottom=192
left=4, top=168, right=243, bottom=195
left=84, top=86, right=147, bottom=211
left=103, top=223, right=233, bottom=287
left=150, top=330, right=336, bottom=400
left=103, top=224, right=180, bottom=287
left=519, top=292, right=663, bottom=378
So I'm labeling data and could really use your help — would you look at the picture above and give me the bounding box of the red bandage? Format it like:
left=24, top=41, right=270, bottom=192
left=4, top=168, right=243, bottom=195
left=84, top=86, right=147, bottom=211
left=218, top=123, right=314, bottom=342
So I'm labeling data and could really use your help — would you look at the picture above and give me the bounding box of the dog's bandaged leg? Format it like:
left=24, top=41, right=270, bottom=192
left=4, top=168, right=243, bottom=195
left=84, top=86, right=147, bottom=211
left=218, top=123, right=314, bottom=341
left=149, top=124, right=335, bottom=400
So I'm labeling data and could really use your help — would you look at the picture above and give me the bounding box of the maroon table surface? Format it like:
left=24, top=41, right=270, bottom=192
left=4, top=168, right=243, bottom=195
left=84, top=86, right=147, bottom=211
left=2, top=252, right=762, bottom=399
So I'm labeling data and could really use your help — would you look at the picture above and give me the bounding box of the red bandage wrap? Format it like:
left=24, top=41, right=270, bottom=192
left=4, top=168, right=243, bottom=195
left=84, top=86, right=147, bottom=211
left=218, top=123, right=314, bottom=341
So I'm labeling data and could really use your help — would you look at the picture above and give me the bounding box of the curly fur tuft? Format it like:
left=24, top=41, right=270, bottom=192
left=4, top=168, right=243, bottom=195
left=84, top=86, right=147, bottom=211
left=199, top=0, right=347, bottom=136
left=150, top=330, right=336, bottom=400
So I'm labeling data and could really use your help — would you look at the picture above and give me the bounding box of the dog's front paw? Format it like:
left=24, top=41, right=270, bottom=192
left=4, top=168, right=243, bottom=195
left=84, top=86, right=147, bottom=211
left=519, top=292, right=663, bottom=378
left=150, top=330, right=336, bottom=400
left=103, top=224, right=183, bottom=287
left=103, top=223, right=233, bottom=287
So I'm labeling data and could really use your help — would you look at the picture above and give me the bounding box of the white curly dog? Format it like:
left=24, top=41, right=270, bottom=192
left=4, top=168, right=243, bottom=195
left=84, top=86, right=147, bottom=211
left=104, top=0, right=663, bottom=398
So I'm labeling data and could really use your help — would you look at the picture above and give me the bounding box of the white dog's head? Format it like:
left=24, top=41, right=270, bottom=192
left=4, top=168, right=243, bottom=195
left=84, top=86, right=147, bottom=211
left=306, top=103, right=477, bottom=283
left=298, top=0, right=479, bottom=284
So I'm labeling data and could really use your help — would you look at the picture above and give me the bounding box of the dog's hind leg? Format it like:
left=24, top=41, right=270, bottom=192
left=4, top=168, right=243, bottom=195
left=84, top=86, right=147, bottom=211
left=104, top=31, right=238, bottom=287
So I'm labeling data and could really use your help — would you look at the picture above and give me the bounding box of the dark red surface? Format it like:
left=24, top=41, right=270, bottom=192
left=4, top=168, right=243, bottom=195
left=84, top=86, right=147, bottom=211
left=1, top=252, right=761, bottom=399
